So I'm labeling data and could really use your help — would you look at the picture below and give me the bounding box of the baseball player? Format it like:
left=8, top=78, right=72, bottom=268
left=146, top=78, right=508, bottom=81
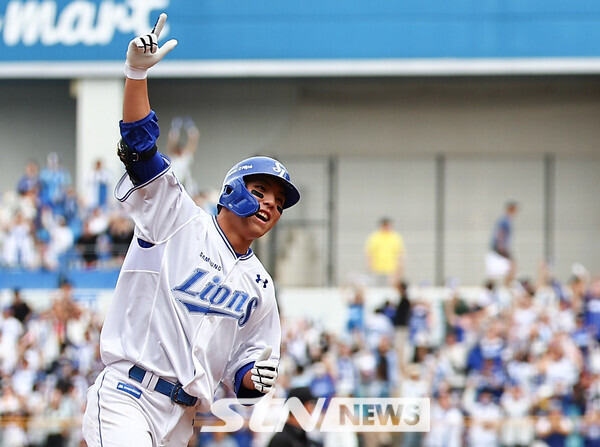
left=82, top=13, right=300, bottom=447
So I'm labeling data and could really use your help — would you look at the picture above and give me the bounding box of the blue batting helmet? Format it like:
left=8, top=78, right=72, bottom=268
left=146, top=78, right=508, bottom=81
left=218, top=156, right=300, bottom=217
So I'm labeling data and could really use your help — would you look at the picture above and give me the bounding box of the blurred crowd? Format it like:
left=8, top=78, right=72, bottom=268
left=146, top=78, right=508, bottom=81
left=2, top=260, right=600, bottom=447
left=0, top=146, right=218, bottom=274
left=0, top=153, right=134, bottom=273
left=0, top=281, right=102, bottom=446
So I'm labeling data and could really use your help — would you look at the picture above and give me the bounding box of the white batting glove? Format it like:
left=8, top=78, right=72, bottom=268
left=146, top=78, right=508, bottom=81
left=125, top=13, right=178, bottom=80
left=251, top=346, right=278, bottom=394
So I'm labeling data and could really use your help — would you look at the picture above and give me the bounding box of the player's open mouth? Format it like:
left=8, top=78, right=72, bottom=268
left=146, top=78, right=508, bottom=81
left=255, top=211, right=269, bottom=222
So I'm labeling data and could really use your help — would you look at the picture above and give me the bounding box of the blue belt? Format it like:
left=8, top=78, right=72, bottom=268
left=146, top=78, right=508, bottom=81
left=128, top=365, right=198, bottom=407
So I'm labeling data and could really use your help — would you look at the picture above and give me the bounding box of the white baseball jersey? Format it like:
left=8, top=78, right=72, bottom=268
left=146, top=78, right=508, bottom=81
left=100, top=159, right=281, bottom=410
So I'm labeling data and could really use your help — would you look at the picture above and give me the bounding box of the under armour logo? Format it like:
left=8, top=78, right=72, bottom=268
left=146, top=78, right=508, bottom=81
left=256, top=274, right=268, bottom=288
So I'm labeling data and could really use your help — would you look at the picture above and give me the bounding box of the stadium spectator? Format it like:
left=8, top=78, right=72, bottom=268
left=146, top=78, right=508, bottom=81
left=538, top=337, right=581, bottom=399
left=11, top=355, right=38, bottom=398
left=409, top=298, right=432, bottom=362
left=511, top=286, right=539, bottom=343
left=443, top=286, right=472, bottom=343
left=567, top=263, right=590, bottom=314
left=478, top=322, right=505, bottom=366
left=266, top=386, right=321, bottom=447
left=0, top=306, right=24, bottom=374
left=434, top=331, right=468, bottom=391
left=467, top=357, right=506, bottom=399
left=499, top=384, right=534, bottom=447
left=75, top=219, right=99, bottom=268
left=0, top=380, right=29, bottom=446
left=9, top=288, right=32, bottom=324
left=86, top=159, right=112, bottom=210
left=398, top=363, right=428, bottom=447
left=474, top=279, right=500, bottom=319
left=332, top=337, right=359, bottom=397
left=86, top=206, right=109, bottom=236
left=463, top=387, right=502, bottom=447
left=534, top=400, right=573, bottom=447
left=425, top=391, right=464, bottom=447
left=571, top=312, right=595, bottom=359
left=310, top=361, right=336, bottom=405
left=581, top=405, right=600, bottom=446
left=2, top=211, right=38, bottom=269
left=376, top=299, right=397, bottom=326
left=372, top=335, right=398, bottom=398
left=551, top=297, right=577, bottom=335
left=16, top=160, right=41, bottom=196
left=345, top=285, right=366, bottom=335
left=364, top=217, right=405, bottom=287
left=485, top=200, right=518, bottom=282
left=392, top=280, right=411, bottom=367
left=107, top=213, right=134, bottom=263
left=17, top=182, right=41, bottom=223
left=39, top=152, right=72, bottom=215
left=62, top=186, right=79, bottom=225
left=584, top=276, right=600, bottom=342
left=42, top=387, right=75, bottom=447
left=364, top=307, right=395, bottom=351
left=40, top=209, right=74, bottom=271
left=167, top=116, right=200, bottom=195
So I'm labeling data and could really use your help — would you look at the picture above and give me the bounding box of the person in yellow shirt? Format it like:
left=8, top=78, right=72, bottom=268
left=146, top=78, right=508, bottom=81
left=365, top=217, right=405, bottom=287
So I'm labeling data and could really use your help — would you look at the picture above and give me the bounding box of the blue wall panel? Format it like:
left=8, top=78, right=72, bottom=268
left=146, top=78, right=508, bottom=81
left=0, top=0, right=599, bottom=62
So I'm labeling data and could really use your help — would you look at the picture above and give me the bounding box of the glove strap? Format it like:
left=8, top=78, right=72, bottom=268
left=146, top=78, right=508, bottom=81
left=124, top=62, right=148, bottom=80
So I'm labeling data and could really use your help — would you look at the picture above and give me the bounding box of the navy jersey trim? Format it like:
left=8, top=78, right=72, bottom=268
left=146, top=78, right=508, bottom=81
left=234, top=362, right=254, bottom=395
left=97, top=370, right=108, bottom=446
left=235, top=361, right=264, bottom=401
left=211, top=216, right=254, bottom=261
left=114, top=154, right=172, bottom=203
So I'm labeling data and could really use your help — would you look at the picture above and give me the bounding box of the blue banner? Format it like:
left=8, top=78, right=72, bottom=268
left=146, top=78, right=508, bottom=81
left=1, top=1, right=600, bottom=66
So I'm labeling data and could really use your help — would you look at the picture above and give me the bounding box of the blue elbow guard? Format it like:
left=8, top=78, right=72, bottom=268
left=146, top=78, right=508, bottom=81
left=120, top=111, right=160, bottom=152
left=118, top=111, right=166, bottom=185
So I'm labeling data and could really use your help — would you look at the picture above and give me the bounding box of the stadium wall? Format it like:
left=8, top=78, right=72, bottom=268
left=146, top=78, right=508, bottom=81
left=1, top=77, right=600, bottom=286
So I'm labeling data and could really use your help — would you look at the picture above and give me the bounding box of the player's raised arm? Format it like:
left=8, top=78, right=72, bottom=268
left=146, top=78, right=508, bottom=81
left=117, top=14, right=177, bottom=185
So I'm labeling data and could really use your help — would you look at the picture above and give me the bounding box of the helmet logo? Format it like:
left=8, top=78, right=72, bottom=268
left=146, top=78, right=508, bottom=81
left=273, top=161, right=287, bottom=178
left=224, top=164, right=253, bottom=182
